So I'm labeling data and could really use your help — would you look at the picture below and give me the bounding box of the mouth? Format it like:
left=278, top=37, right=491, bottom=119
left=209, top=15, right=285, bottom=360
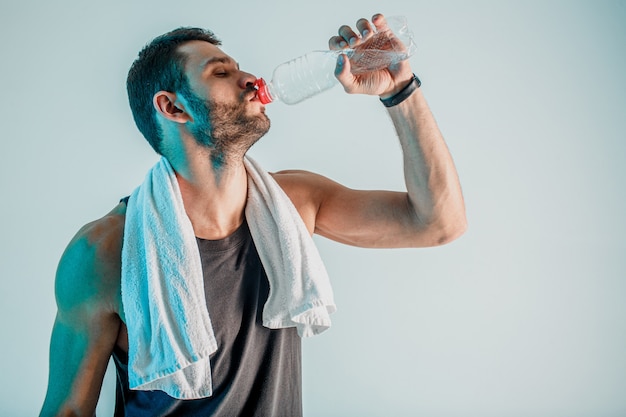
left=245, top=88, right=258, bottom=102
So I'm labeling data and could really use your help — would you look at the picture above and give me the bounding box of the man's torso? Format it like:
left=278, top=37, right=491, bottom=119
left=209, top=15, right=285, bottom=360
left=90, top=202, right=302, bottom=416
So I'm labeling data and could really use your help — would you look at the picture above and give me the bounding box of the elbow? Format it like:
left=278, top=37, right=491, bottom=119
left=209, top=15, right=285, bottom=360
left=435, top=216, right=467, bottom=246
left=402, top=194, right=468, bottom=248
left=418, top=212, right=467, bottom=247
left=427, top=196, right=468, bottom=246
left=406, top=190, right=467, bottom=247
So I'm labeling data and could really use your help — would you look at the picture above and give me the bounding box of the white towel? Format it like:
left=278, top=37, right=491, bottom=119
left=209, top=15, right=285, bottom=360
left=121, top=156, right=335, bottom=400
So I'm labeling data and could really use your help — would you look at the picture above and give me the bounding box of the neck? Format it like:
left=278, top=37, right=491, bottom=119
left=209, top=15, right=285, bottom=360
left=168, top=145, right=248, bottom=240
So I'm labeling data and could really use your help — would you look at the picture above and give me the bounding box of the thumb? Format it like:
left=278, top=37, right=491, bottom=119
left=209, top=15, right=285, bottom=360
left=334, top=53, right=354, bottom=86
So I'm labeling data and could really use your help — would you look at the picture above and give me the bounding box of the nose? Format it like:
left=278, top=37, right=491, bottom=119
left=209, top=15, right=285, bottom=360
left=239, top=71, right=257, bottom=90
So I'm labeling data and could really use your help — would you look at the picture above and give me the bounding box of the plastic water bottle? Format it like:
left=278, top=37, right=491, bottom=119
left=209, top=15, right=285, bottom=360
left=254, top=16, right=416, bottom=105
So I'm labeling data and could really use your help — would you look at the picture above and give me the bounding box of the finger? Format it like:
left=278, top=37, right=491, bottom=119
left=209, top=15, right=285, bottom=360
left=355, top=18, right=374, bottom=40
left=371, top=13, right=388, bottom=32
left=328, top=35, right=349, bottom=50
left=338, top=24, right=360, bottom=47
left=371, top=13, right=407, bottom=52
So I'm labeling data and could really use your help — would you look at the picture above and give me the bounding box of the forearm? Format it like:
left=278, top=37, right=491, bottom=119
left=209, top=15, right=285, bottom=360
left=386, top=87, right=466, bottom=244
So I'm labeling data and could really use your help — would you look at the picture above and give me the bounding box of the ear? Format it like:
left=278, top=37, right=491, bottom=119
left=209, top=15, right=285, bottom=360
left=153, top=91, right=190, bottom=123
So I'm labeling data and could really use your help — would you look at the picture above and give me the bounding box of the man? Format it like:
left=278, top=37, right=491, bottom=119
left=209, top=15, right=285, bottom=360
left=40, top=13, right=466, bottom=417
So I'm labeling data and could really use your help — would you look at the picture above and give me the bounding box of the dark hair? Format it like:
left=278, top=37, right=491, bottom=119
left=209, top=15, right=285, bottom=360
left=126, top=27, right=221, bottom=154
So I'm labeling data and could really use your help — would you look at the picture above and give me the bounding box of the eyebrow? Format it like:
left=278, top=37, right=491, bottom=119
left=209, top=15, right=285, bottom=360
left=202, top=56, right=240, bottom=71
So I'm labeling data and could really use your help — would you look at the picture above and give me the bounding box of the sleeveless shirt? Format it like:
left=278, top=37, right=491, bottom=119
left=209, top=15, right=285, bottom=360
left=112, top=219, right=302, bottom=416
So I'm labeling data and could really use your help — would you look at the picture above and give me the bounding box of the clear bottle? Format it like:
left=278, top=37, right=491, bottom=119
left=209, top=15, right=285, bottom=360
left=254, top=16, right=416, bottom=105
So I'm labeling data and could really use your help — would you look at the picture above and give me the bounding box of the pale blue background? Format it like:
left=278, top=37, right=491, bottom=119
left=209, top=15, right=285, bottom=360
left=1, top=0, right=625, bottom=416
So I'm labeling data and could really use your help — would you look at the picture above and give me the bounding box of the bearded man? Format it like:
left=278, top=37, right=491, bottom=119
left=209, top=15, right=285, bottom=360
left=40, top=13, right=466, bottom=417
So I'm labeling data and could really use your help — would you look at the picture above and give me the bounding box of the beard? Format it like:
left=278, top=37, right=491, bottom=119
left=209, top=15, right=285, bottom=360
left=186, top=87, right=270, bottom=163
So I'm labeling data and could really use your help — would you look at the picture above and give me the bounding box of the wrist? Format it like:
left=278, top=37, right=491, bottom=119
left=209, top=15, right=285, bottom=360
left=379, top=74, right=421, bottom=107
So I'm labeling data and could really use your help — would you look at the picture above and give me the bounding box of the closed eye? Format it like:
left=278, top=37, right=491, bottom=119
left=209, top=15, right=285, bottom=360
left=203, top=56, right=240, bottom=78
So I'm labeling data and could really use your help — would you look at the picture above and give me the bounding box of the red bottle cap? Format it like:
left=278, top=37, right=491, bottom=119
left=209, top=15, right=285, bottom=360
left=254, top=78, right=273, bottom=104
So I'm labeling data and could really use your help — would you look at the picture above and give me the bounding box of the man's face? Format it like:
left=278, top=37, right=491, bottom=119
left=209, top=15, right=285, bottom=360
left=177, top=41, right=270, bottom=159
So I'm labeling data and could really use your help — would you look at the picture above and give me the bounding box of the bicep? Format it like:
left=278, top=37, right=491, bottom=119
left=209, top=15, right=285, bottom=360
left=274, top=170, right=430, bottom=248
left=315, top=185, right=427, bottom=248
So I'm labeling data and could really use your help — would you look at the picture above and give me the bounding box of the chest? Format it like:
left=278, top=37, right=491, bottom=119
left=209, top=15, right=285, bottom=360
left=115, top=222, right=269, bottom=355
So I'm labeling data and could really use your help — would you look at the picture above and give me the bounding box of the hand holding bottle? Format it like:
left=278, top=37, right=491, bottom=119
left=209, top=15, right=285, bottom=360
left=329, top=13, right=415, bottom=99
left=254, top=13, right=416, bottom=105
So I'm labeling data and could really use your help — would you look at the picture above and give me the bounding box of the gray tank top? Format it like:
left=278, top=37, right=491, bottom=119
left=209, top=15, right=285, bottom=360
left=113, top=219, right=302, bottom=416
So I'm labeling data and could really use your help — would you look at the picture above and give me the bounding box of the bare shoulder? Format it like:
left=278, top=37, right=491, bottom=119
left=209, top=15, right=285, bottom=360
left=41, top=203, right=127, bottom=416
left=271, top=169, right=346, bottom=199
left=55, top=202, right=127, bottom=319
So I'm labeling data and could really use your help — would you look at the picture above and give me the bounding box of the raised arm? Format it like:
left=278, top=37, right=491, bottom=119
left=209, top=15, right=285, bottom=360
left=275, top=14, right=466, bottom=248
left=382, top=84, right=466, bottom=246
left=40, top=215, right=123, bottom=417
